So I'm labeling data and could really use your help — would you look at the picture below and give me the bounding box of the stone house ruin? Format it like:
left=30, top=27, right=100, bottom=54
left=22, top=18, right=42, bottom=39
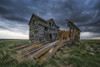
left=28, top=14, right=59, bottom=43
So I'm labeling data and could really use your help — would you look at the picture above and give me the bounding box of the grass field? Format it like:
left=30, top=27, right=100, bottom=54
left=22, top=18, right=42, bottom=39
left=0, top=40, right=100, bottom=67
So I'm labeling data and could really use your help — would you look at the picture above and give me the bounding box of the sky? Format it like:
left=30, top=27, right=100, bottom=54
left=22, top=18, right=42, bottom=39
left=0, top=0, right=100, bottom=39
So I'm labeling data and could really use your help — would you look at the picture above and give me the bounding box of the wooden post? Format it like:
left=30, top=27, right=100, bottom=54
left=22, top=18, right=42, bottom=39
left=69, top=28, right=71, bottom=41
left=72, top=29, right=74, bottom=40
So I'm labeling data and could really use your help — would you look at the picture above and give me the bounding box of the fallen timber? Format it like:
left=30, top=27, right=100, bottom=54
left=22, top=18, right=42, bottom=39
left=9, top=41, right=51, bottom=51
left=9, top=20, right=81, bottom=65
left=22, top=41, right=58, bottom=59
left=9, top=40, right=67, bottom=63
left=33, top=40, right=59, bottom=59
left=39, top=40, right=66, bottom=65
left=9, top=41, right=57, bottom=60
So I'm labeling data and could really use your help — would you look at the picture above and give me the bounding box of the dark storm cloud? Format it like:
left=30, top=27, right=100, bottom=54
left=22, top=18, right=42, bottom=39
left=0, top=0, right=100, bottom=37
left=0, top=0, right=32, bottom=24
left=0, top=6, right=11, bottom=14
left=4, top=16, right=28, bottom=23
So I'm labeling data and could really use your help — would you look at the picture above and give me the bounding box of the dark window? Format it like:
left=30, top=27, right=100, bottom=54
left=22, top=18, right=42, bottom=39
left=45, top=27, right=48, bottom=31
left=49, top=22, right=52, bottom=27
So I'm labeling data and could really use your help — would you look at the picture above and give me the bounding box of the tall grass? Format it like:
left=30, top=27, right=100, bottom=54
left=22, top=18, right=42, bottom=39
left=0, top=40, right=30, bottom=67
left=64, top=40, right=100, bottom=67
left=0, top=40, right=100, bottom=67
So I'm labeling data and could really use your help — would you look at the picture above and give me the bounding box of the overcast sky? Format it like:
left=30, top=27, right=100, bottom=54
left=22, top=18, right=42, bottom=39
left=0, top=0, right=100, bottom=39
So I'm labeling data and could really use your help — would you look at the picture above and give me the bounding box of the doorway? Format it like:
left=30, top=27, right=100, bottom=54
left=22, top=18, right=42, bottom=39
left=50, top=34, right=52, bottom=40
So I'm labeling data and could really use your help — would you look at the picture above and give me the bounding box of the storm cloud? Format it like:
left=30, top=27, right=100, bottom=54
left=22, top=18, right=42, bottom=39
left=0, top=0, right=100, bottom=39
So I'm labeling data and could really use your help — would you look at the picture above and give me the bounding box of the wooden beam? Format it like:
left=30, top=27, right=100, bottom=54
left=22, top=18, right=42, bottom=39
left=67, top=20, right=81, bottom=31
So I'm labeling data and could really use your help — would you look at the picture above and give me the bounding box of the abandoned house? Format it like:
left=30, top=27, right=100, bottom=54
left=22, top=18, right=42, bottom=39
left=28, top=14, right=59, bottom=43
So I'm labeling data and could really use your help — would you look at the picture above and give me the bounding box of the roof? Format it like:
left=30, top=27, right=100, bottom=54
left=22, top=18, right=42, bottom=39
left=28, top=14, right=59, bottom=28
left=28, top=13, right=48, bottom=25
left=67, top=20, right=81, bottom=31
left=47, top=18, right=59, bottom=28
